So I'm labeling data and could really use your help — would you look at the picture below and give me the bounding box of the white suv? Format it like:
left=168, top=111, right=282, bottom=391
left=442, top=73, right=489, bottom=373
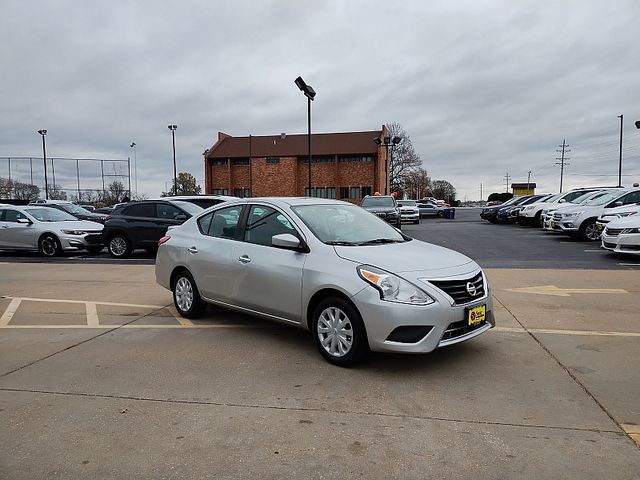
left=542, top=190, right=611, bottom=231
left=519, top=188, right=603, bottom=226
left=550, top=189, right=640, bottom=240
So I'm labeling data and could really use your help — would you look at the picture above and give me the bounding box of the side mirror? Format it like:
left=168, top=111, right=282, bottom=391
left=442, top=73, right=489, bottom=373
left=614, top=201, right=623, bottom=207
left=272, top=233, right=301, bottom=250
left=559, top=199, right=566, bottom=203
left=175, top=214, right=187, bottom=221
left=17, top=218, right=32, bottom=225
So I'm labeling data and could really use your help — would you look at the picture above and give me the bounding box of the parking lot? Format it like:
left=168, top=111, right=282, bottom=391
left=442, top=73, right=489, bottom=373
left=1, top=209, right=639, bottom=478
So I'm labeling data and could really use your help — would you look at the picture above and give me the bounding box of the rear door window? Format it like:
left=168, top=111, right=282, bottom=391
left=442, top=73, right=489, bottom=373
left=4, top=209, right=28, bottom=222
left=206, top=206, right=243, bottom=239
left=124, top=203, right=155, bottom=217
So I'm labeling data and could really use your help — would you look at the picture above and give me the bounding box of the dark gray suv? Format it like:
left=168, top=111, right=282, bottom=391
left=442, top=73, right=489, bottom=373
left=360, top=195, right=401, bottom=229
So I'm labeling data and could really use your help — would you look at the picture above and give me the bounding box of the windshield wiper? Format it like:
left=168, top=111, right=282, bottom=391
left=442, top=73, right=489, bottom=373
left=325, top=241, right=359, bottom=246
left=356, top=238, right=405, bottom=246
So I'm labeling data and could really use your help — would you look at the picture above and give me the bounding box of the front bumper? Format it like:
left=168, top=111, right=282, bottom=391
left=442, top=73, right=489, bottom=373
left=400, top=212, right=420, bottom=222
left=601, top=232, right=640, bottom=255
left=59, top=232, right=103, bottom=251
left=352, top=280, right=494, bottom=353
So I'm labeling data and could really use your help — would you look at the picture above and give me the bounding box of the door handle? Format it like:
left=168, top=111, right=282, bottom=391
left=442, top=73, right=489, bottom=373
left=187, top=246, right=198, bottom=254
left=238, top=255, right=251, bottom=264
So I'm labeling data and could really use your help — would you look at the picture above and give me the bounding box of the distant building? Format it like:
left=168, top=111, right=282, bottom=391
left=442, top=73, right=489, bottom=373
left=511, top=182, right=536, bottom=196
left=203, top=127, right=392, bottom=202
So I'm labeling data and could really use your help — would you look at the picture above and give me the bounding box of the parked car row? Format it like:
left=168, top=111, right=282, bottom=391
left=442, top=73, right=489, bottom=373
left=480, top=186, right=640, bottom=254
left=0, top=195, right=236, bottom=257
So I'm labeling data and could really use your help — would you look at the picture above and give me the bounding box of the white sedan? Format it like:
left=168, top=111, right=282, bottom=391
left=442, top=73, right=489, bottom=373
left=601, top=215, right=640, bottom=255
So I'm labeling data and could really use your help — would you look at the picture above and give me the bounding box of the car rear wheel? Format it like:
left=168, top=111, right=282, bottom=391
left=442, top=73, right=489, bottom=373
left=108, top=234, right=131, bottom=258
left=312, top=297, right=368, bottom=367
left=580, top=219, right=600, bottom=241
left=172, top=270, right=205, bottom=318
left=38, top=234, right=61, bottom=257
left=534, top=211, right=542, bottom=227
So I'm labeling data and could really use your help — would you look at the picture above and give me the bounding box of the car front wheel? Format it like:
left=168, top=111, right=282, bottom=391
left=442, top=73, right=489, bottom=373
left=580, top=219, right=600, bottom=241
left=108, top=234, right=131, bottom=258
left=172, top=270, right=205, bottom=318
left=312, top=297, right=368, bottom=367
left=39, top=234, right=61, bottom=257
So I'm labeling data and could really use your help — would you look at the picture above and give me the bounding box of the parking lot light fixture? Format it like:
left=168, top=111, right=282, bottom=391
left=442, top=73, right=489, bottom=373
left=294, top=76, right=316, bottom=196
left=168, top=125, right=178, bottom=195
left=375, top=135, right=403, bottom=195
left=37, top=129, right=48, bottom=200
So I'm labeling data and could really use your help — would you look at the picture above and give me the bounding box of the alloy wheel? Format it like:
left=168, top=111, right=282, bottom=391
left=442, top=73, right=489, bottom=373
left=175, top=277, right=194, bottom=312
left=585, top=223, right=600, bottom=241
left=317, top=307, right=353, bottom=357
left=40, top=236, right=58, bottom=256
left=109, top=236, right=127, bottom=257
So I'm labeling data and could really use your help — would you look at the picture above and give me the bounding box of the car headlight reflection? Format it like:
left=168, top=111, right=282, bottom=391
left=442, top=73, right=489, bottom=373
left=357, top=265, right=434, bottom=305
left=622, top=228, right=640, bottom=234
left=62, top=229, right=87, bottom=235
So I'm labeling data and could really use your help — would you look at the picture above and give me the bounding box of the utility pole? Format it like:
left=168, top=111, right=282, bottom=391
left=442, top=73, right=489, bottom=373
left=617, top=114, right=623, bottom=188
left=556, top=140, right=570, bottom=193
left=527, top=170, right=532, bottom=193
left=503, top=172, right=511, bottom=192
left=480, top=182, right=483, bottom=201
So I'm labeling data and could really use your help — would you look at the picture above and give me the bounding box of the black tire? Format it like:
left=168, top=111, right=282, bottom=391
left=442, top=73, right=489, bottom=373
left=534, top=211, right=542, bottom=227
left=108, top=233, right=131, bottom=258
left=86, top=246, right=103, bottom=254
left=38, top=234, right=61, bottom=257
left=413, top=219, right=419, bottom=224
left=311, top=297, right=368, bottom=367
left=172, top=270, right=206, bottom=319
left=579, top=219, right=600, bottom=241
left=437, top=211, right=444, bottom=218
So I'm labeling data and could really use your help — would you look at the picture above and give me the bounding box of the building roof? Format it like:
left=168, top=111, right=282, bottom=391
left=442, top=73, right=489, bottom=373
left=511, top=183, right=537, bottom=188
left=205, top=130, right=384, bottom=159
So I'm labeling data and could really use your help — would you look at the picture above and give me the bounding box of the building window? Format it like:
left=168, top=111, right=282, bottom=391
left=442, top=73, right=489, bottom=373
left=350, top=186, right=360, bottom=199
left=266, top=156, right=280, bottom=164
left=212, top=188, right=229, bottom=195
left=211, top=159, right=228, bottom=166
left=338, top=155, right=373, bottom=163
left=232, top=158, right=249, bottom=166
left=234, top=188, right=251, bottom=198
left=315, top=187, right=325, bottom=198
left=298, top=156, right=335, bottom=163
left=304, top=187, right=312, bottom=197
left=326, top=187, right=336, bottom=199
left=339, top=187, right=349, bottom=200
left=361, top=186, right=372, bottom=197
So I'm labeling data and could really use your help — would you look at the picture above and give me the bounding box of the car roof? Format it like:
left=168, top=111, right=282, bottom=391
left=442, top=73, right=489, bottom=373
left=29, top=199, right=72, bottom=205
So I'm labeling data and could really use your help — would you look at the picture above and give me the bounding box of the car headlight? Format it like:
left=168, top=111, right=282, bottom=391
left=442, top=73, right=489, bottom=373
left=357, top=265, right=434, bottom=305
left=62, top=229, right=87, bottom=235
left=622, top=228, right=640, bottom=234
left=616, top=212, right=639, bottom=218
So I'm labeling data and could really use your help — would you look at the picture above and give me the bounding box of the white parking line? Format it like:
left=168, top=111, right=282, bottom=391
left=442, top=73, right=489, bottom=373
left=1, top=296, right=166, bottom=310
left=493, top=326, right=640, bottom=338
left=86, top=303, right=99, bottom=326
left=0, top=324, right=273, bottom=329
left=0, top=298, right=22, bottom=326
left=617, top=263, right=640, bottom=267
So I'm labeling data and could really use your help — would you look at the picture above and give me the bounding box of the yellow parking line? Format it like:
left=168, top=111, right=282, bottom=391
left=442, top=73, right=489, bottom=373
left=0, top=298, right=22, bottom=326
left=1, top=296, right=166, bottom=310
left=621, top=425, right=640, bottom=448
left=166, top=305, right=194, bottom=327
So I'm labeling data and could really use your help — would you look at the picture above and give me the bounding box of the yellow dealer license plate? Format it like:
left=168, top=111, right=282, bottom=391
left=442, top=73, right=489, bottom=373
left=467, top=305, right=486, bottom=326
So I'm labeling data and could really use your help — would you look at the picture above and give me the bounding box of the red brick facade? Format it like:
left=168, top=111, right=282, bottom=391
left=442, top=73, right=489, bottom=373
left=204, top=128, right=389, bottom=203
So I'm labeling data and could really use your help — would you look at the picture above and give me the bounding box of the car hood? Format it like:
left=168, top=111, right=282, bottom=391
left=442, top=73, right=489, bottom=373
left=42, top=220, right=104, bottom=231
left=333, top=239, right=477, bottom=277
left=606, top=216, right=640, bottom=229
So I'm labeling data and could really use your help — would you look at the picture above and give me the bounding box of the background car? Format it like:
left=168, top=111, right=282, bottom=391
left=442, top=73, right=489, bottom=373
left=0, top=204, right=103, bottom=256
left=540, top=190, right=610, bottom=231
left=601, top=215, right=640, bottom=255
left=396, top=200, right=420, bottom=224
left=161, top=194, right=238, bottom=209
left=518, top=188, right=606, bottom=226
left=103, top=200, right=202, bottom=258
left=360, top=195, right=401, bottom=228
left=29, top=199, right=108, bottom=223
left=155, top=198, right=494, bottom=366
left=480, top=196, right=522, bottom=223
left=416, top=200, right=439, bottom=218
left=496, top=195, right=549, bottom=224
left=595, top=202, right=640, bottom=232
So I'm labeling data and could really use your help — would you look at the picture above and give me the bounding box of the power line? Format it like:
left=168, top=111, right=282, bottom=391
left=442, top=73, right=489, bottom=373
left=556, top=139, right=570, bottom=193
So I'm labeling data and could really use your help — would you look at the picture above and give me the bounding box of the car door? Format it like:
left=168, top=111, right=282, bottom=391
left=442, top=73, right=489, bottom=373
left=231, top=204, right=307, bottom=322
left=120, top=203, right=157, bottom=247
left=186, top=204, right=245, bottom=303
left=0, top=208, right=36, bottom=249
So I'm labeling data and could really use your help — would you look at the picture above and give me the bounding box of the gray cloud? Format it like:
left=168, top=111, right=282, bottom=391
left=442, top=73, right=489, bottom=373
left=1, top=0, right=639, bottom=200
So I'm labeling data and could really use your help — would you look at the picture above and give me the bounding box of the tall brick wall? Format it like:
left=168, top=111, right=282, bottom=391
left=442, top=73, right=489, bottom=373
left=252, top=157, right=298, bottom=197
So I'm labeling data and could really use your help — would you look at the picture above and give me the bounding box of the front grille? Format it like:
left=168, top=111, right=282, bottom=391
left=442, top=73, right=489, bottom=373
left=441, top=319, right=487, bottom=342
left=85, top=233, right=103, bottom=245
left=553, top=213, right=562, bottom=221
left=429, top=272, right=485, bottom=305
left=605, top=228, right=623, bottom=237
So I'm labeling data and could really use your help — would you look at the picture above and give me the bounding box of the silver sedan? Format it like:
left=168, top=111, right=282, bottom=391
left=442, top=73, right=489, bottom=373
left=155, top=198, right=494, bottom=366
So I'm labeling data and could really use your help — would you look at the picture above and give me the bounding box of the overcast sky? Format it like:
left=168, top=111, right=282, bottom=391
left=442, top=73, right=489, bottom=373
left=1, top=0, right=639, bottom=201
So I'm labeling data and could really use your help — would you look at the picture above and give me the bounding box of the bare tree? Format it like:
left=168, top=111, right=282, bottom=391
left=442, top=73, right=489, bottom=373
left=402, top=168, right=431, bottom=199
left=0, top=177, right=13, bottom=198
left=386, top=121, right=421, bottom=193
left=430, top=179, right=457, bottom=205
left=13, top=181, right=40, bottom=201
left=48, top=184, right=67, bottom=200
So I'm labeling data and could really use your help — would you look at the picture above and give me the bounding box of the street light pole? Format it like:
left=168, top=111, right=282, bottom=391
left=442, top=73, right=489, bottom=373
left=617, top=114, right=623, bottom=188
left=37, top=129, right=48, bottom=199
left=130, top=142, right=137, bottom=197
left=375, top=135, right=402, bottom=195
left=168, top=125, right=178, bottom=195
left=294, top=76, right=316, bottom=196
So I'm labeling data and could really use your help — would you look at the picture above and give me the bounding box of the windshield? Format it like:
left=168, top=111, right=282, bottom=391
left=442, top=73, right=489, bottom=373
left=292, top=204, right=406, bottom=245
left=60, top=203, right=91, bottom=215
left=543, top=193, right=563, bottom=203
left=575, top=191, right=606, bottom=204
left=361, top=197, right=395, bottom=208
left=498, top=196, right=521, bottom=207
left=171, top=201, right=203, bottom=215
left=397, top=200, right=416, bottom=207
left=25, top=207, right=77, bottom=222
left=584, top=191, right=625, bottom=206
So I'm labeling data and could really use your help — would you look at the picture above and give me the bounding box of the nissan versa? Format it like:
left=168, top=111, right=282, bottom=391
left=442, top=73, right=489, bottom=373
left=155, top=198, right=494, bottom=366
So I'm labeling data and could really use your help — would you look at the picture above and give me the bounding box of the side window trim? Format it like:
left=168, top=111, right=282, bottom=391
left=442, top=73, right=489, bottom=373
left=241, top=203, right=306, bottom=248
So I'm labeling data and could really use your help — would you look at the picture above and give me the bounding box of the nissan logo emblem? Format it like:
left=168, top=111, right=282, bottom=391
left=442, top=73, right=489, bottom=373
left=466, top=282, right=477, bottom=296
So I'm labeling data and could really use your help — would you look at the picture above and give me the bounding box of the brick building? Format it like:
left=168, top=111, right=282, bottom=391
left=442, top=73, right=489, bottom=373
left=203, top=126, right=391, bottom=202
